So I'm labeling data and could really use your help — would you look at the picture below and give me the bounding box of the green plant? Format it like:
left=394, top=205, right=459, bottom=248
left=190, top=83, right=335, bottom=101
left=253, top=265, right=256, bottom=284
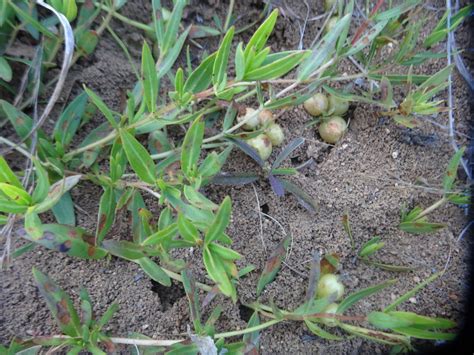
left=400, top=147, right=469, bottom=234
left=1, top=0, right=471, bottom=352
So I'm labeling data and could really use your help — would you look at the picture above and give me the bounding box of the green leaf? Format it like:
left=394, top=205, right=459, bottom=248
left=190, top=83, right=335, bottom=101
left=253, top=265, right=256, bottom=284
left=0, top=99, right=35, bottom=141
left=157, top=27, right=191, bottom=80
left=137, top=257, right=171, bottom=286
left=120, top=129, right=156, bottom=184
left=399, top=220, right=445, bottom=234
left=54, top=91, right=88, bottom=147
left=95, top=186, right=116, bottom=244
left=97, top=304, right=119, bottom=329
left=387, top=311, right=455, bottom=330
left=368, top=311, right=413, bottom=330
left=346, top=20, right=389, bottom=57
left=305, top=320, right=343, bottom=340
left=297, top=14, right=351, bottom=80
left=142, top=223, right=178, bottom=246
left=203, top=247, right=236, bottom=300
left=184, top=185, right=218, bottom=211
left=33, top=268, right=81, bottom=337
left=142, top=41, right=159, bottom=113
left=208, top=243, right=241, bottom=260
left=84, top=86, right=118, bottom=129
left=256, top=235, right=291, bottom=296
left=32, top=175, right=81, bottom=214
left=244, top=9, right=278, bottom=60
left=162, top=0, right=185, bottom=53
left=102, top=240, right=145, bottom=260
left=177, top=213, right=200, bottom=243
left=31, top=159, right=49, bottom=204
left=184, top=53, right=217, bottom=93
left=9, top=1, right=54, bottom=38
left=234, top=42, right=245, bottom=81
left=213, top=26, right=235, bottom=88
left=443, top=147, right=465, bottom=192
left=182, top=270, right=202, bottom=333
left=392, top=327, right=455, bottom=341
left=0, top=199, right=28, bottom=214
left=0, top=56, right=12, bottom=82
left=204, top=196, right=231, bottom=245
left=51, top=192, right=75, bottom=226
left=243, top=312, right=261, bottom=352
left=277, top=178, right=317, bottom=212
left=244, top=50, right=309, bottom=81
left=0, top=156, right=22, bottom=188
left=358, top=237, right=385, bottom=258
left=22, top=223, right=107, bottom=259
left=181, top=116, right=205, bottom=178
left=272, top=137, right=305, bottom=169
left=0, top=183, right=31, bottom=205
left=337, top=280, right=396, bottom=314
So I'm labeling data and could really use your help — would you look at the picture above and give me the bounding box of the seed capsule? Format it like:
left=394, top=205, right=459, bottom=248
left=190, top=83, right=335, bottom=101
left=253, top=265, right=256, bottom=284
left=316, top=274, right=344, bottom=300
left=258, top=109, right=275, bottom=127
left=318, top=116, right=347, bottom=144
left=328, top=94, right=349, bottom=115
left=247, top=134, right=273, bottom=161
left=265, top=123, right=285, bottom=146
left=303, top=93, right=329, bottom=117
left=237, top=107, right=260, bottom=130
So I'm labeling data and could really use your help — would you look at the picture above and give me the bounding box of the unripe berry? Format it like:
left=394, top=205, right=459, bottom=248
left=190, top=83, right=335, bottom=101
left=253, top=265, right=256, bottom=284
left=328, top=94, right=349, bottom=115
left=304, top=93, right=329, bottom=117
left=325, top=17, right=339, bottom=34
left=237, top=107, right=260, bottom=130
left=265, top=123, right=285, bottom=146
left=258, top=109, right=275, bottom=127
left=247, top=134, right=273, bottom=161
left=316, top=274, right=344, bottom=300
left=318, top=116, right=347, bottom=144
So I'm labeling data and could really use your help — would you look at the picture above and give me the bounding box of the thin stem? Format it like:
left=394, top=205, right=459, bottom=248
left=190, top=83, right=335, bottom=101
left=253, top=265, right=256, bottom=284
left=414, top=197, right=447, bottom=221
left=0, top=137, right=35, bottom=160
left=223, top=0, right=235, bottom=32
left=214, top=319, right=282, bottom=339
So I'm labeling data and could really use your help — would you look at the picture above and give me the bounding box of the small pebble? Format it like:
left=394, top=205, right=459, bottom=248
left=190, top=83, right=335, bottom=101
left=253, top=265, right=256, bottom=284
left=413, top=276, right=421, bottom=283
left=409, top=297, right=417, bottom=304
left=142, top=324, right=149, bottom=330
left=392, top=151, right=399, bottom=159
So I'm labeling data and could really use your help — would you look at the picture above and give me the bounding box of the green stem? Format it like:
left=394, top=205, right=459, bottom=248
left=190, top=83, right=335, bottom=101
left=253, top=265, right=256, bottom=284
left=414, top=197, right=447, bottom=221
left=223, top=0, right=235, bottom=32
left=214, top=319, right=281, bottom=339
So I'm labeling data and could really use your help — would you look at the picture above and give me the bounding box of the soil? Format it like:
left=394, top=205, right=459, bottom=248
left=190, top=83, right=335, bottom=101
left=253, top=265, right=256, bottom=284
left=1, top=0, right=472, bottom=354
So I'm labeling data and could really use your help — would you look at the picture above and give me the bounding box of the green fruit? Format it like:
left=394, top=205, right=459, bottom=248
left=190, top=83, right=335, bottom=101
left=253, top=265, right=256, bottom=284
left=237, top=108, right=260, bottom=130
left=265, top=123, right=285, bottom=146
left=318, top=116, right=347, bottom=144
left=316, top=274, right=344, bottom=300
left=328, top=94, right=349, bottom=115
left=325, top=17, right=339, bottom=34
left=321, top=303, right=339, bottom=327
left=258, top=109, right=275, bottom=127
left=247, top=134, right=273, bottom=160
left=303, top=93, right=329, bottom=117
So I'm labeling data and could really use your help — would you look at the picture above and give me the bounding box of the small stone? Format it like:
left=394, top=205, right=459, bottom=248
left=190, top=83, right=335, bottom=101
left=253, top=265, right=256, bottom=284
left=413, top=276, right=421, bottom=283
left=409, top=297, right=417, bottom=304
left=390, top=293, right=396, bottom=300
left=142, top=324, right=149, bottom=330
left=392, top=151, right=399, bottom=159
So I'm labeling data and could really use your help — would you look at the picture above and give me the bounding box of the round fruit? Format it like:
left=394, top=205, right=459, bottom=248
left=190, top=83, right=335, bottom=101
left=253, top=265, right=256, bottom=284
left=321, top=303, right=339, bottom=327
left=247, top=134, right=273, bottom=161
left=318, top=116, right=347, bottom=144
left=303, top=93, right=329, bottom=117
left=237, top=108, right=260, bottom=130
left=258, top=109, right=275, bottom=127
left=325, top=17, right=339, bottom=34
left=316, top=274, right=344, bottom=300
left=265, top=123, right=285, bottom=146
left=328, top=94, right=349, bottom=115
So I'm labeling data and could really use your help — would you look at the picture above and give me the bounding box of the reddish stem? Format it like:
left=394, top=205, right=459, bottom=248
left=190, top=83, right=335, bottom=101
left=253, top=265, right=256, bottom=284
left=351, top=0, right=385, bottom=45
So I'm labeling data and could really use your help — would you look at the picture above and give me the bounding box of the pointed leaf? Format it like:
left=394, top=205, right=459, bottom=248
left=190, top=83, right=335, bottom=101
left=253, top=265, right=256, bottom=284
left=213, top=26, right=234, bottom=87
left=95, top=186, right=116, bottom=244
left=337, top=280, right=396, bottom=314
left=443, top=147, right=465, bottom=192
left=137, top=257, right=171, bottom=286
left=181, top=117, right=205, bottom=178
left=120, top=129, right=156, bottom=184
left=204, top=196, right=231, bottom=245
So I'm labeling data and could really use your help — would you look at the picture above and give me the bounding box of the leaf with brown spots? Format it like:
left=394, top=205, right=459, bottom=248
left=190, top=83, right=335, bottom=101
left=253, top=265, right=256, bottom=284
left=256, top=235, right=291, bottom=296
left=95, top=186, right=116, bottom=245
left=33, top=268, right=81, bottom=337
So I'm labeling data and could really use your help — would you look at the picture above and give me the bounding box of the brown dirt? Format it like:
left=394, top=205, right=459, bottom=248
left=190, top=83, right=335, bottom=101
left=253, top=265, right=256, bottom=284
left=1, top=0, right=472, bottom=354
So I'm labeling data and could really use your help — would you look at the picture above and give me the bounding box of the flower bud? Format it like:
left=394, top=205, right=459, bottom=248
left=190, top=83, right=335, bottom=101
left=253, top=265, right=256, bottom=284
left=237, top=107, right=260, bottom=130
left=316, top=274, right=344, bottom=301
left=325, top=17, right=339, bottom=34
left=265, top=123, right=285, bottom=147
left=303, top=93, right=329, bottom=117
left=318, top=116, right=347, bottom=144
left=325, top=0, right=339, bottom=13
left=328, top=94, right=349, bottom=116
left=247, top=134, right=273, bottom=161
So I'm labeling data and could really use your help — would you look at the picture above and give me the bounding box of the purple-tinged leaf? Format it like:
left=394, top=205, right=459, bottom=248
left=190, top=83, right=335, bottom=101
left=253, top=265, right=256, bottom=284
left=305, top=252, right=321, bottom=303
left=256, top=235, right=291, bottom=296
left=225, top=137, right=264, bottom=167
left=277, top=177, right=317, bottom=213
left=212, top=173, right=259, bottom=186
left=243, top=312, right=261, bottom=354
left=268, top=174, right=284, bottom=197
left=272, top=137, right=305, bottom=169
